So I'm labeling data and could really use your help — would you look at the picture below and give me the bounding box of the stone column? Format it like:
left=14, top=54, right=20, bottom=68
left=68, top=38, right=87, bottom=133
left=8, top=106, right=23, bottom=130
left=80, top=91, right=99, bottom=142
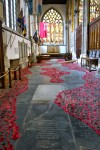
left=66, top=25, right=69, bottom=53
left=74, top=0, right=79, bottom=59
left=0, top=0, right=5, bottom=87
left=0, top=20, right=4, bottom=73
left=66, top=0, right=69, bottom=53
left=0, top=0, right=4, bottom=73
left=81, top=0, right=90, bottom=56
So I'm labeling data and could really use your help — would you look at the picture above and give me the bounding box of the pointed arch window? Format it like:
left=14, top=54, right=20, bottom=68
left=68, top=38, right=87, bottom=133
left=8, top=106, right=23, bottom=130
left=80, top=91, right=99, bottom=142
left=90, top=0, right=100, bottom=22
left=42, top=8, right=63, bottom=45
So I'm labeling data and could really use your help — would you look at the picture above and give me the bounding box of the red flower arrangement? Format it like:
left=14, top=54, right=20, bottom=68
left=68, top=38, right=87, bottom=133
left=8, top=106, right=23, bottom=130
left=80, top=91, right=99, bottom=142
left=0, top=67, right=32, bottom=150
left=40, top=67, right=70, bottom=83
left=54, top=62, right=100, bottom=135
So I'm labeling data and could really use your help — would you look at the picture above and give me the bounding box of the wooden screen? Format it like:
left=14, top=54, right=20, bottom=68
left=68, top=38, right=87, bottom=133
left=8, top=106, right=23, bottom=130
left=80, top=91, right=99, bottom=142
left=89, top=16, right=100, bottom=50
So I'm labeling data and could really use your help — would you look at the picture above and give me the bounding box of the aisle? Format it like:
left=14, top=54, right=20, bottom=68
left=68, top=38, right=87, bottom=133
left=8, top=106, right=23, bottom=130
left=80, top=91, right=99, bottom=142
left=8, top=59, right=100, bottom=150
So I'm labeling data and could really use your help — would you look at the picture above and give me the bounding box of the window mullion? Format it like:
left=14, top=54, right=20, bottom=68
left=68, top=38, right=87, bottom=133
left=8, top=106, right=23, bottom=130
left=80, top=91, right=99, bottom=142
left=8, top=0, right=11, bottom=28
left=12, top=0, right=14, bottom=30
left=14, top=0, right=16, bottom=30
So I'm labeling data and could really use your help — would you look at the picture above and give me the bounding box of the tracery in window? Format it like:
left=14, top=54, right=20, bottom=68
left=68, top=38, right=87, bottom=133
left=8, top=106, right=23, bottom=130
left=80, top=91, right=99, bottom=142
left=79, top=0, right=83, bottom=25
left=90, top=0, right=100, bottom=22
left=42, top=8, right=63, bottom=45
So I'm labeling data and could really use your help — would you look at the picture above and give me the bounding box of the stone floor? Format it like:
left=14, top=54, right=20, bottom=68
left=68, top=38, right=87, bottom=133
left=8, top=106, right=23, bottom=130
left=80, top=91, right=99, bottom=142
left=14, top=59, right=100, bottom=150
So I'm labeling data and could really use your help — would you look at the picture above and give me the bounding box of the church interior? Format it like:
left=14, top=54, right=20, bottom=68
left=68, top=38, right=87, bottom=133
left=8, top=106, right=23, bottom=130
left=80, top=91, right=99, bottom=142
left=0, top=0, right=100, bottom=150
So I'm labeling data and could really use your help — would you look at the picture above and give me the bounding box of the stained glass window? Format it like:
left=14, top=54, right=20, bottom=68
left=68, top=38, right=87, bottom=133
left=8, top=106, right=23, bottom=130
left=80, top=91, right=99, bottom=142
left=79, top=0, right=83, bottom=25
left=42, top=8, right=63, bottom=45
left=90, top=0, right=100, bottom=22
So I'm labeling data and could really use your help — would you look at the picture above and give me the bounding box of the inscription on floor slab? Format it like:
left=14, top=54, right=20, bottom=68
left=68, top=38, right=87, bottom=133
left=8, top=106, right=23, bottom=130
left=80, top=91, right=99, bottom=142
left=34, top=120, right=65, bottom=149
left=15, top=103, right=77, bottom=150
left=80, top=146, right=96, bottom=150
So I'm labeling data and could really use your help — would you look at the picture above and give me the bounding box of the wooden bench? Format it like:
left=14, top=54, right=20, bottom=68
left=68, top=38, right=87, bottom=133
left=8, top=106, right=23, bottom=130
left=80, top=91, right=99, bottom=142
left=40, top=54, right=50, bottom=60
left=81, top=50, right=100, bottom=71
left=36, top=54, right=50, bottom=63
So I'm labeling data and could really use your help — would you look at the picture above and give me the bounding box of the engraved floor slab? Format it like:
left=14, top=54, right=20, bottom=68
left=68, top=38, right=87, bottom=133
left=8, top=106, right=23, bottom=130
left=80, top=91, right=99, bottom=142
left=69, top=116, right=100, bottom=150
left=31, top=85, right=65, bottom=102
left=15, top=103, right=77, bottom=150
left=80, top=146, right=96, bottom=150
